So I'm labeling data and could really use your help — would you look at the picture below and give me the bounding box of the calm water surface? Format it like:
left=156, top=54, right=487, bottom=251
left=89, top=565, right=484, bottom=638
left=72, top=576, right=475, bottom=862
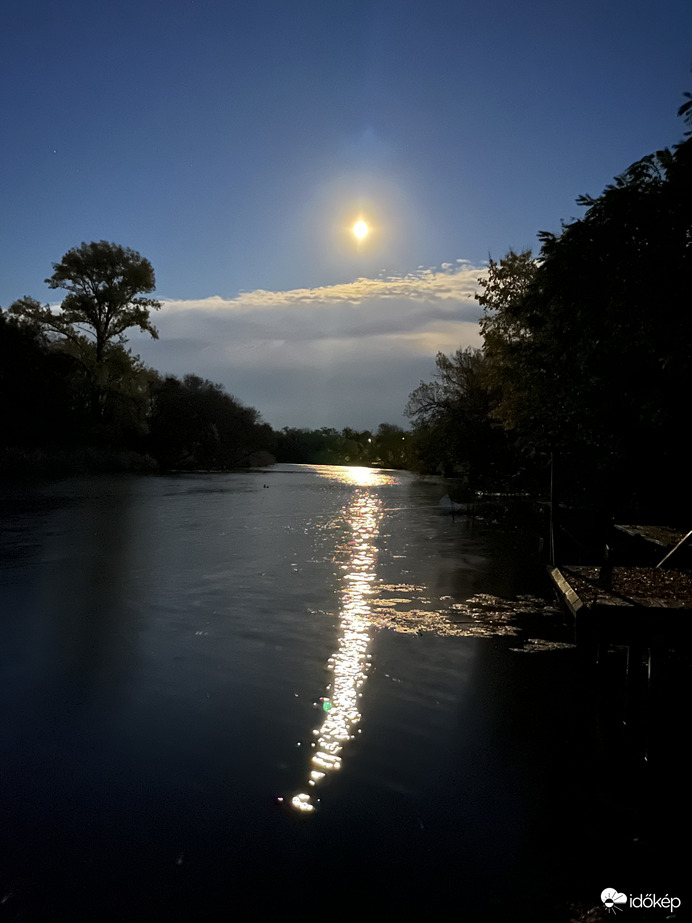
left=0, top=465, right=687, bottom=920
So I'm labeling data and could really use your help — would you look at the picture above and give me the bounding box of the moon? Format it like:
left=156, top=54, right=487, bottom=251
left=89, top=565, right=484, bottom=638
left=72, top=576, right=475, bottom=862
left=353, top=220, right=369, bottom=239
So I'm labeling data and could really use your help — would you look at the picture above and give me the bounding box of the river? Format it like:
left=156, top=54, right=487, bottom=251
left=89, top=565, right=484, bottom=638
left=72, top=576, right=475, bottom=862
left=0, top=465, right=687, bottom=921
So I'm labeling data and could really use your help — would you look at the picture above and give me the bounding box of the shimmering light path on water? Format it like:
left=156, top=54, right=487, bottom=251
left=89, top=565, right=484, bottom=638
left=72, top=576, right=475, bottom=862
left=287, top=466, right=394, bottom=812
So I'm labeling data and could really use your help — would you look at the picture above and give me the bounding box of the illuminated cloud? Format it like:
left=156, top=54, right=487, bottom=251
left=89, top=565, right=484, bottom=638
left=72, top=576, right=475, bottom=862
left=132, top=262, right=487, bottom=429
left=162, top=260, right=484, bottom=313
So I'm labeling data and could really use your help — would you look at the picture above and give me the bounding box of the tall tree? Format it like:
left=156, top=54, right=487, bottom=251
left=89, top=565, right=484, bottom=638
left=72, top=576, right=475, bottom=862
left=10, top=240, right=161, bottom=365
left=10, top=241, right=162, bottom=434
left=477, top=135, right=692, bottom=518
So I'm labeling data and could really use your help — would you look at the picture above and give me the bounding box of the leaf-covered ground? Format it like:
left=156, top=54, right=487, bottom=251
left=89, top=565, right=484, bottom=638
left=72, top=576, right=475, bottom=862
left=561, top=565, right=692, bottom=604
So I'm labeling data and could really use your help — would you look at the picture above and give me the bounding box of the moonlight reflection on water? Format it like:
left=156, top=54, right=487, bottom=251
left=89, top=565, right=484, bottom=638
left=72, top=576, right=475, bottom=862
left=288, top=466, right=387, bottom=812
left=285, top=466, right=569, bottom=812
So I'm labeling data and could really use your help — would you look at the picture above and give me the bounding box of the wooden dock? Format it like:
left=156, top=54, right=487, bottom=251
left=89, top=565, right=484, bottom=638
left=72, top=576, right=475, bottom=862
left=548, top=563, right=692, bottom=758
left=549, top=564, right=692, bottom=656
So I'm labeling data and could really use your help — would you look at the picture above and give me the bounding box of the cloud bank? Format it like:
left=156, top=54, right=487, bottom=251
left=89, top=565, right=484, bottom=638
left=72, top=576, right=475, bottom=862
left=132, top=262, right=487, bottom=430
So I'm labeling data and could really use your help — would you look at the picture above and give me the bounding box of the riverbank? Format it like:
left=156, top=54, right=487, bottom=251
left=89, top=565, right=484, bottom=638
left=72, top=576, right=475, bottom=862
left=0, top=446, right=278, bottom=478
left=0, top=445, right=159, bottom=477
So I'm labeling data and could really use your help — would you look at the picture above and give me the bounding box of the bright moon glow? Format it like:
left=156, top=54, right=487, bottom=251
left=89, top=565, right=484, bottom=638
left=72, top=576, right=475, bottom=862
left=353, top=220, right=369, bottom=239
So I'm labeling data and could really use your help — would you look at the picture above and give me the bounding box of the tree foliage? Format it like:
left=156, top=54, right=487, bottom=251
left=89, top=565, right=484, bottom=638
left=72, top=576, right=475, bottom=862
left=477, top=250, right=537, bottom=350
left=404, top=97, right=692, bottom=520
left=1, top=242, right=276, bottom=472
left=273, top=424, right=410, bottom=468
left=10, top=241, right=161, bottom=363
left=147, top=374, right=276, bottom=470
left=475, top=134, right=692, bottom=517
left=405, top=347, right=519, bottom=487
left=0, top=309, right=78, bottom=447
left=8, top=241, right=163, bottom=437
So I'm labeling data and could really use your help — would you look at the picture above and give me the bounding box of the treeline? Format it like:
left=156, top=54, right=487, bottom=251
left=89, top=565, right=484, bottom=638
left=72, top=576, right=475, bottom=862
left=1, top=294, right=412, bottom=474
left=405, top=103, right=692, bottom=524
left=0, top=310, right=277, bottom=473
left=0, top=242, right=275, bottom=474
left=0, top=240, right=409, bottom=475
left=273, top=423, right=409, bottom=468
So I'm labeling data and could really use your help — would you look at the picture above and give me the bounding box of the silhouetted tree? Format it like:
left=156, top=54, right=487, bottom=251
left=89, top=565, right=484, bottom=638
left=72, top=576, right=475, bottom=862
left=405, top=347, right=518, bottom=487
left=371, top=423, right=409, bottom=468
left=679, top=90, right=692, bottom=135
left=477, top=132, right=692, bottom=519
left=273, top=425, right=411, bottom=468
left=10, top=241, right=161, bottom=364
left=9, top=242, right=161, bottom=435
left=0, top=309, right=80, bottom=449
left=148, top=374, right=274, bottom=469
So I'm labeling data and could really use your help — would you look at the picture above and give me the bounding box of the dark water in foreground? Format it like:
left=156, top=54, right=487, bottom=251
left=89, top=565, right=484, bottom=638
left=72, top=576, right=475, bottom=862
left=0, top=465, right=689, bottom=921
